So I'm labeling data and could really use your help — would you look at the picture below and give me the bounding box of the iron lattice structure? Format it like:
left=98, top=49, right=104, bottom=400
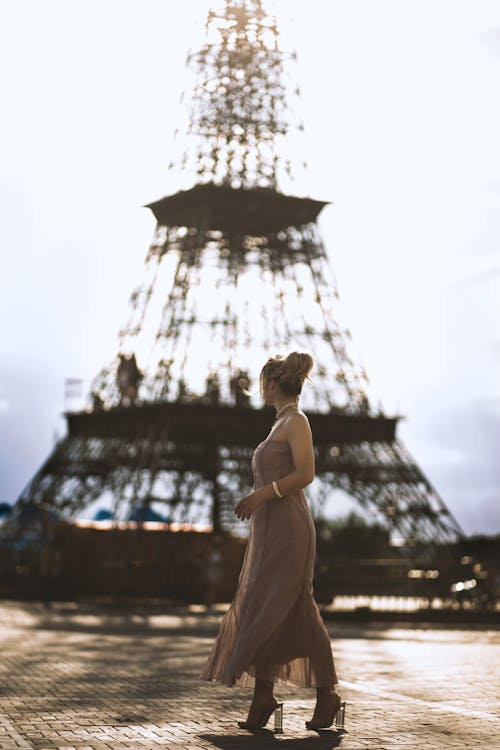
left=12, top=0, right=464, bottom=553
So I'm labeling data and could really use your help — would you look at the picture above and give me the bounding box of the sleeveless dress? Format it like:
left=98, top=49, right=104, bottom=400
left=199, top=423, right=338, bottom=688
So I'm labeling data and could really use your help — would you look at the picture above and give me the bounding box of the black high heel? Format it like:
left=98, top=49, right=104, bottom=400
left=305, top=690, right=346, bottom=730
left=238, top=699, right=284, bottom=732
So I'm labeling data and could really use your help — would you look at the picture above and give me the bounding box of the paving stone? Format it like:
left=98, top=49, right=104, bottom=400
left=0, top=600, right=499, bottom=748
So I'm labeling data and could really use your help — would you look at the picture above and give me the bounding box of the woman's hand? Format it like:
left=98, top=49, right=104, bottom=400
left=234, top=488, right=269, bottom=521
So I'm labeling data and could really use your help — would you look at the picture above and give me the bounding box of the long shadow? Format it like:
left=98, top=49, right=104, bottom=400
left=10, top=601, right=407, bottom=640
left=14, top=598, right=467, bottom=643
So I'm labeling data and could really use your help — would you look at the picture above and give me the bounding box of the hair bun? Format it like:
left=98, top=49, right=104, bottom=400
left=260, top=351, right=314, bottom=397
left=281, top=352, right=314, bottom=382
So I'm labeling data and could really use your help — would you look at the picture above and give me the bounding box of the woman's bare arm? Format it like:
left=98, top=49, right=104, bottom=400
left=270, top=412, right=315, bottom=496
left=234, top=412, right=315, bottom=520
left=251, top=412, right=315, bottom=501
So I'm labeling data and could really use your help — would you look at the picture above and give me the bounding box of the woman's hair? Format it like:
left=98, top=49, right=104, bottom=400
left=260, top=352, right=314, bottom=397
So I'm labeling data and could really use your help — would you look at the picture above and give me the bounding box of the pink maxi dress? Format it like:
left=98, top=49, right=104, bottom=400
left=199, top=422, right=338, bottom=688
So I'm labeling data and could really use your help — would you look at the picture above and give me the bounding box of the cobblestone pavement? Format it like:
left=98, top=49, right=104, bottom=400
left=0, top=600, right=499, bottom=749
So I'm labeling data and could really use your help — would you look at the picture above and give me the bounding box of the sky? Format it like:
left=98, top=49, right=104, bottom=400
left=0, top=0, right=499, bottom=535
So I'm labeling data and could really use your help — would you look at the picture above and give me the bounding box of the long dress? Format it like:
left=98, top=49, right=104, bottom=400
left=199, top=423, right=338, bottom=689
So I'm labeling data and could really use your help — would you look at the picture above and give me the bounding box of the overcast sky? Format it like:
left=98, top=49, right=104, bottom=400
left=0, top=0, right=499, bottom=535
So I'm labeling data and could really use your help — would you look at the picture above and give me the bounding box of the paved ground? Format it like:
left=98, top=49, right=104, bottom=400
left=0, top=599, right=499, bottom=749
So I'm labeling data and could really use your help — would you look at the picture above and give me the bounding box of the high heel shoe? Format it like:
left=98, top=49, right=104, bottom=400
left=305, top=690, right=346, bottom=730
left=238, top=699, right=284, bottom=732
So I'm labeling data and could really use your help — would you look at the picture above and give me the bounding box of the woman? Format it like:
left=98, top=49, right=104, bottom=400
left=199, top=352, right=345, bottom=731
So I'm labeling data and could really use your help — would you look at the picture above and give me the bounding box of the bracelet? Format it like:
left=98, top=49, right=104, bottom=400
left=272, top=480, right=283, bottom=498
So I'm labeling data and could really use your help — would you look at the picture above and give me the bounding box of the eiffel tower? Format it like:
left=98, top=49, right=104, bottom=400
left=11, top=0, right=464, bottom=556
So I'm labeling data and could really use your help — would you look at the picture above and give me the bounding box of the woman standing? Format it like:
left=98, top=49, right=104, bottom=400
left=200, top=352, right=344, bottom=731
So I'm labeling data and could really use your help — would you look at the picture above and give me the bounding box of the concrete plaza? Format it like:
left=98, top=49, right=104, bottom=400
left=0, top=600, right=498, bottom=749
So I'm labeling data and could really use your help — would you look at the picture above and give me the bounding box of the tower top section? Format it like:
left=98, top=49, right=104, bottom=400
left=173, top=0, right=301, bottom=191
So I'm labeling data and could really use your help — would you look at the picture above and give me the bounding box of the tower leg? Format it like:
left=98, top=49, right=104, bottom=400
left=212, top=478, right=221, bottom=534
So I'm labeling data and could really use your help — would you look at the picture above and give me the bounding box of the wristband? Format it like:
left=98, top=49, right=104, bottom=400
left=272, top=480, right=283, bottom=498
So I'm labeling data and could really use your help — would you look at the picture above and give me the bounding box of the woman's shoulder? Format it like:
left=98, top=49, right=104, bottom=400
left=288, top=408, right=309, bottom=420
left=287, top=410, right=312, bottom=432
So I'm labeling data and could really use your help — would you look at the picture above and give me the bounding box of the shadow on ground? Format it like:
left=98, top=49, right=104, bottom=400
left=201, top=730, right=344, bottom=748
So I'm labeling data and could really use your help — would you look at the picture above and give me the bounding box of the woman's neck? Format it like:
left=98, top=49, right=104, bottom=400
left=274, top=398, right=299, bottom=420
